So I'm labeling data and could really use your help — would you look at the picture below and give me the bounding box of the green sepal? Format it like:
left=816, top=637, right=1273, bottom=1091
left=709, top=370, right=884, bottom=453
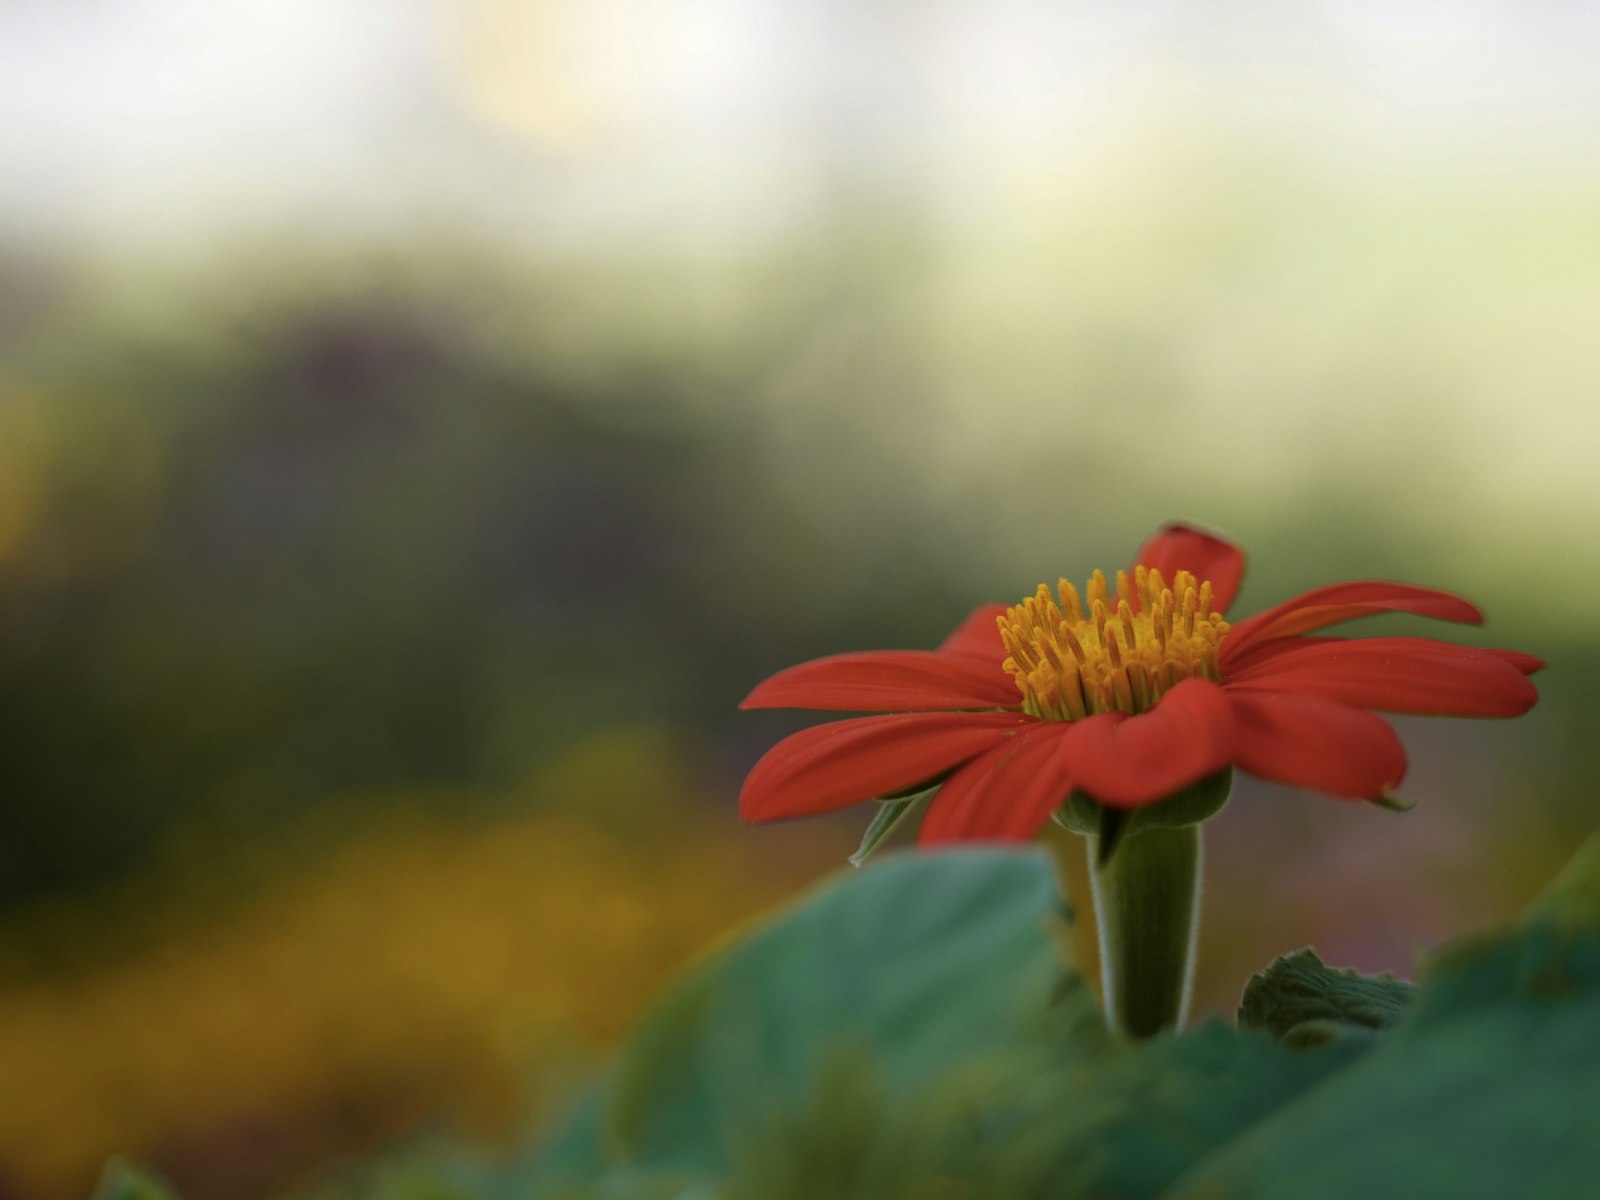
left=1055, top=769, right=1233, bottom=865
left=1369, top=793, right=1416, bottom=812
left=1093, top=806, right=1131, bottom=867
left=849, top=791, right=928, bottom=868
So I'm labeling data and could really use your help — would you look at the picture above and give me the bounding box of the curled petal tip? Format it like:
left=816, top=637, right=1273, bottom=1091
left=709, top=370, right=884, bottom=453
left=1370, top=793, right=1416, bottom=812
left=1492, top=649, right=1546, bottom=677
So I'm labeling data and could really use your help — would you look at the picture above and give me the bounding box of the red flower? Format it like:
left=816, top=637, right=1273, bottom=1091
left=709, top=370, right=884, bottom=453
left=739, top=523, right=1543, bottom=845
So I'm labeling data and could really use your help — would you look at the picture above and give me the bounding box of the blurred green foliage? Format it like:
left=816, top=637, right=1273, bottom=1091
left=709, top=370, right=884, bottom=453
left=0, top=249, right=1014, bottom=916
left=1237, top=949, right=1414, bottom=1046
left=3, top=248, right=1593, bottom=915
left=0, top=277, right=741, bottom=904
left=338, top=840, right=1600, bottom=1200
left=93, top=1161, right=183, bottom=1200
left=0, top=730, right=844, bottom=1200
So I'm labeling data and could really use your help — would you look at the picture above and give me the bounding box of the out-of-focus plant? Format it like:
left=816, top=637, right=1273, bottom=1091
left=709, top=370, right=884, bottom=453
left=0, top=729, right=842, bottom=1200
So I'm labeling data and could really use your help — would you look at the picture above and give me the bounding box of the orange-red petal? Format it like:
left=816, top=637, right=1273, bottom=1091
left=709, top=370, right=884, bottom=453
left=918, top=723, right=1073, bottom=844
left=1226, top=689, right=1406, bottom=800
left=1131, top=523, right=1247, bottom=613
left=1221, top=581, right=1483, bottom=666
left=938, top=603, right=1010, bottom=660
left=1056, top=678, right=1236, bottom=809
left=740, top=650, right=1021, bottom=712
left=1490, top=649, right=1546, bottom=676
left=739, top=711, right=1034, bottom=823
left=1225, top=637, right=1539, bottom=717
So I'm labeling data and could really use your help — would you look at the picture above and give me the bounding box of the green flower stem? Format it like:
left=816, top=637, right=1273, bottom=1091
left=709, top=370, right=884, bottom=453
left=1088, top=822, right=1202, bottom=1039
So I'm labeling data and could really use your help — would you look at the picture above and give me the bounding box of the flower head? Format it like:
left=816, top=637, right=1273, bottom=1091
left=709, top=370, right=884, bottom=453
left=739, top=523, right=1543, bottom=844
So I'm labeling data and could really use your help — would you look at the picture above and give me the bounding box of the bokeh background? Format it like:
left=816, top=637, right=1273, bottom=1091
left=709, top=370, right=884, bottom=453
left=2, top=2, right=1598, bottom=1196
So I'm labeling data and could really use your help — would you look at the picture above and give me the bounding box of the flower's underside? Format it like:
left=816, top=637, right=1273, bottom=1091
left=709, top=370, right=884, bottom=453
left=740, top=524, right=1543, bottom=845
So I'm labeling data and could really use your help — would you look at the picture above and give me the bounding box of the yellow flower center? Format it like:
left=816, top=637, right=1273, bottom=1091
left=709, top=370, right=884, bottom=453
left=997, top=566, right=1230, bottom=721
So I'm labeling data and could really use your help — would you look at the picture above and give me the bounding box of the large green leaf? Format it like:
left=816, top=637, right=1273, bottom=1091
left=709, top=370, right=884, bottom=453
left=1169, top=837, right=1600, bottom=1199
left=521, top=848, right=1369, bottom=1200
left=608, top=848, right=1098, bottom=1167
left=528, top=849, right=1100, bottom=1188
left=993, top=1023, right=1365, bottom=1199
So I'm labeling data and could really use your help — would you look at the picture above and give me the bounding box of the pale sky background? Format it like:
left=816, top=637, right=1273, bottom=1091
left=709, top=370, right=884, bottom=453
left=5, top=1, right=1600, bottom=242
left=2, top=0, right=1598, bottom=626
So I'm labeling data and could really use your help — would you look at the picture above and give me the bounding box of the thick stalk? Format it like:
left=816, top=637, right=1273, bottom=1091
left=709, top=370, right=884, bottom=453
left=1087, top=823, right=1202, bottom=1039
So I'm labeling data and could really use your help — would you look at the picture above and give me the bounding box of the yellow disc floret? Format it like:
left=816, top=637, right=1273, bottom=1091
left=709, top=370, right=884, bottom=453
left=997, top=566, right=1230, bottom=721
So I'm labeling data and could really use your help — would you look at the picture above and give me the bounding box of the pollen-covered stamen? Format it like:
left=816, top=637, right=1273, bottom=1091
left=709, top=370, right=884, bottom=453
left=997, top=567, right=1230, bottom=721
